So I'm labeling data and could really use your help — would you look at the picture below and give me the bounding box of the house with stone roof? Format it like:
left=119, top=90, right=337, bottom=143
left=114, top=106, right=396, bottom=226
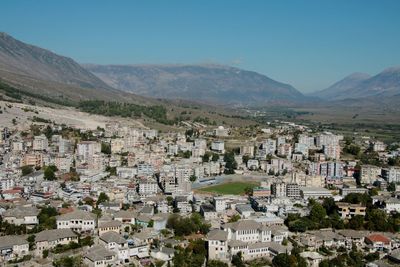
left=56, top=209, right=96, bottom=233
left=84, top=245, right=116, bottom=267
left=99, top=231, right=129, bottom=262
left=34, top=228, right=78, bottom=256
left=2, top=205, right=39, bottom=227
left=0, top=235, right=29, bottom=262
left=207, top=220, right=288, bottom=262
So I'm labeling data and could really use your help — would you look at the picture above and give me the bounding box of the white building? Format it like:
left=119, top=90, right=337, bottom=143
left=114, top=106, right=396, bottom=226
left=213, top=196, right=227, bottom=212
left=56, top=210, right=97, bottom=233
left=138, top=181, right=158, bottom=196
left=33, top=134, right=48, bottom=151
left=360, top=165, right=381, bottom=184
left=211, top=141, right=225, bottom=153
left=300, top=187, right=332, bottom=200
left=76, top=141, right=101, bottom=162
left=382, top=167, right=400, bottom=183
left=207, top=220, right=278, bottom=262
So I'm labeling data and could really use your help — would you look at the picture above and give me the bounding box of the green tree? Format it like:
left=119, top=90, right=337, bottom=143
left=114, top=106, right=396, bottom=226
left=231, top=252, right=245, bottom=267
left=202, top=153, right=210, bottom=162
left=189, top=175, right=197, bottom=182
left=348, top=215, right=364, bottom=230
left=21, top=165, right=34, bottom=176
left=228, top=214, right=241, bottom=223
left=309, top=202, right=327, bottom=222
left=322, top=198, right=338, bottom=215
left=101, top=142, right=111, bottom=154
left=207, top=260, right=229, bottom=267
left=223, top=152, right=237, bottom=174
left=212, top=153, right=220, bottom=162
left=97, top=192, right=109, bottom=205
left=272, top=253, right=291, bottom=267
left=43, top=165, right=57, bottom=181
left=387, top=182, right=396, bottom=192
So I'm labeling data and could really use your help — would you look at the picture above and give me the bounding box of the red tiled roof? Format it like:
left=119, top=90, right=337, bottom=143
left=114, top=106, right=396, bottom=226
left=366, top=234, right=391, bottom=244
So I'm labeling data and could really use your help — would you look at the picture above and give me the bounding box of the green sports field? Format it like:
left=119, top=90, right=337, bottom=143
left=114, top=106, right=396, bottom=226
left=198, top=181, right=260, bottom=195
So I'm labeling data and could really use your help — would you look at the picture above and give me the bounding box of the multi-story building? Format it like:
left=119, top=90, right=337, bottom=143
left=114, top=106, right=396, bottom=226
left=323, top=144, right=341, bottom=160
left=35, top=229, right=78, bottom=256
left=2, top=206, right=39, bottom=227
left=294, top=143, right=309, bottom=157
left=76, top=141, right=101, bottom=163
left=271, top=181, right=286, bottom=198
left=262, top=139, right=276, bottom=155
left=23, top=152, right=44, bottom=167
left=138, top=181, right=158, bottom=196
left=56, top=210, right=97, bottom=233
left=0, top=178, right=15, bottom=191
left=207, top=220, right=275, bottom=262
left=286, top=183, right=301, bottom=199
left=371, top=141, right=387, bottom=152
left=298, top=134, right=315, bottom=147
left=277, top=143, right=292, bottom=159
left=240, top=144, right=255, bottom=157
left=213, top=196, right=227, bottom=212
left=211, top=141, right=225, bottom=153
left=32, top=134, right=48, bottom=151
left=300, top=187, right=332, bottom=200
left=0, top=236, right=29, bottom=262
left=360, top=165, right=381, bottom=184
left=336, top=202, right=366, bottom=219
left=382, top=167, right=400, bottom=183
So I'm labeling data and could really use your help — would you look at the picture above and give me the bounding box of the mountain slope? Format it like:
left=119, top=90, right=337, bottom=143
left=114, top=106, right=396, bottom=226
left=312, top=67, right=400, bottom=100
left=343, top=66, right=400, bottom=99
left=0, top=32, right=157, bottom=104
left=0, top=32, right=111, bottom=89
left=311, top=72, right=371, bottom=99
left=84, top=64, right=305, bottom=105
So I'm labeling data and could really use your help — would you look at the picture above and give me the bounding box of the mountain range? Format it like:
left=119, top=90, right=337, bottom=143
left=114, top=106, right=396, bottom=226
left=83, top=64, right=306, bottom=105
left=311, top=67, right=400, bottom=100
left=1, top=32, right=400, bottom=107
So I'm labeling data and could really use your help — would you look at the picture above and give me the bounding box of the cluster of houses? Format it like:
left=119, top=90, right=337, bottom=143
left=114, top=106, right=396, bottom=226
left=0, top=118, right=399, bottom=266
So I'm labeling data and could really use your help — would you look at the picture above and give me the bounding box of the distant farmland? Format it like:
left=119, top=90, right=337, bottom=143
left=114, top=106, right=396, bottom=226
left=197, top=181, right=260, bottom=195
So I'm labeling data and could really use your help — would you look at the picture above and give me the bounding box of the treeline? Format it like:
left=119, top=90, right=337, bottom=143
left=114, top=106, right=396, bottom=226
left=166, top=213, right=210, bottom=236
left=78, top=100, right=178, bottom=125
left=0, top=81, right=75, bottom=106
left=285, top=194, right=399, bottom=233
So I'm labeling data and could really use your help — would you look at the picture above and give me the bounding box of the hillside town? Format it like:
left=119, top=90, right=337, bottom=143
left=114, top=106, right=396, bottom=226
left=0, top=113, right=399, bottom=267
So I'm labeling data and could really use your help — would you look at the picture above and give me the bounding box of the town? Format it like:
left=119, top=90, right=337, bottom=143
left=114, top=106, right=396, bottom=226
left=0, top=103, right=399, bottom=267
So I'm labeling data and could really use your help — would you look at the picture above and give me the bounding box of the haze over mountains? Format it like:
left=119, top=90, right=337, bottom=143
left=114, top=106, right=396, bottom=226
left=0, top=32, right=400, bottom=107
left=312, top=67, right=400, bottom=100
left=83, top=64, right=306, bottom=105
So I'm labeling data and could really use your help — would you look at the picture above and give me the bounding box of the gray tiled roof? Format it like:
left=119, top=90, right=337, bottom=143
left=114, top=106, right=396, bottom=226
left=224, top=220, right=261, bottom=231
left=100, top=232, right=126, bottom=244
left=35, top=229, right=77, bottom=242
left=0, top=235, right=28, bottom=250
left=3, top=206, right=39, bottom=218
left=57, top=209, right=96, bottom=221
left=99, top=220, right=122, bottom=228
left=85, top=245, right=116, bottom=262
left=207, top=229, right=228, bottom=241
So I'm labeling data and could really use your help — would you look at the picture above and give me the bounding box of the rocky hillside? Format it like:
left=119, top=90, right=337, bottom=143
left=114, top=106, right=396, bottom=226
left=84, top=64, right=306, bottom=105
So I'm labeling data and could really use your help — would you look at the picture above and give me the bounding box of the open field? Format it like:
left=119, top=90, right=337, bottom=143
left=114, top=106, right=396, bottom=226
left=196, top=181, right=260, bottom=195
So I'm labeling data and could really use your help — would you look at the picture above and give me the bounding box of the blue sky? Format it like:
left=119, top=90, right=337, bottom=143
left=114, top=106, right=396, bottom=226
left=1, top=0, right=400, bottom=92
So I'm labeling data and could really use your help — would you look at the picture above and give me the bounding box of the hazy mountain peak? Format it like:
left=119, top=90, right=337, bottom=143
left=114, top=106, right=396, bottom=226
left=311, top=67, right=400, bottom=100
left=346, top=72, right=371, bottom=79
left=381, top=66, right=400, bottom=74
